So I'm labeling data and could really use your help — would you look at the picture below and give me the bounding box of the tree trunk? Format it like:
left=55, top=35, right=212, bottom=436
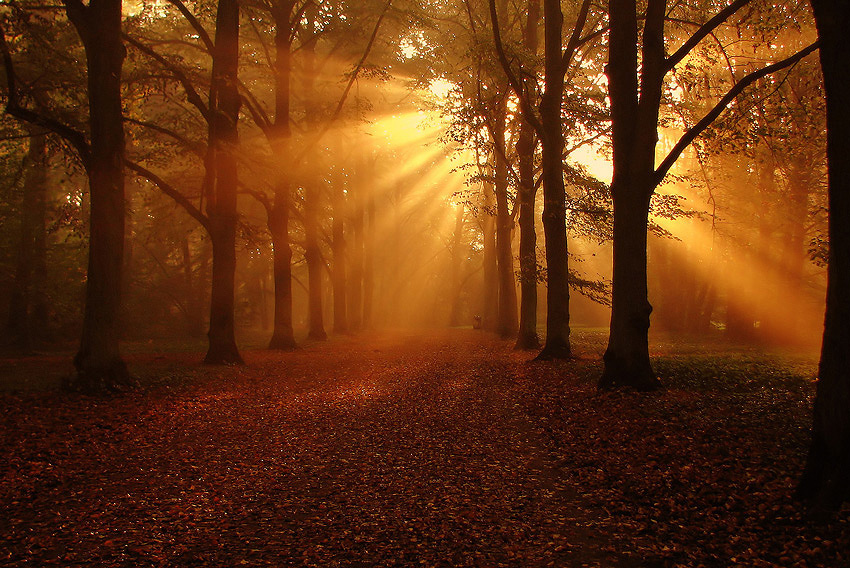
left=203, top=0, right=242, bottom=364
left=534, top=0, right=571, bottom=360
left=301, top=20, right=327, bottom=341
left=268, top=197, right=297, bottom=348
left=783, top=152, right=811, bottom=340
left=449, top=203, right=465, bottom=327
left=515, top=122, right=539, bottom=349
left=304, top=180, right=327, bottom=339
left=8, top=132, right=48, bottom=352
left=181, top=235, right=206, bottom=336
left=66, top=0, right=130, bottom=390
left=268, top=3, right=297, bottom=350
left=599, top=186, right=660, bottom=390
left=796, top=0, right=850, bottom=510
left=514, top=0, right=541, bottom=350
left=493, top=99, right=519, bottom=339
left=331, top=166, right=348, bottom=333
left=347, top=167, right=364, bottom=331
left=363, top=192, right=375, bottom=328
left=481, top=178, right=498, bottom=331
left=598, top=0, right=663, bottom=389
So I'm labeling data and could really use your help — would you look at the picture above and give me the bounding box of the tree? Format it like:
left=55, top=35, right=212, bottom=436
left=513, top=0, right=541, bottom=350
left=202, top=0, right=243, bottom=364
left=7, top=130, right=48, bottom=351
left=796, top=0, right=850, bottom=512
left=490, top=0, right=597, bottom=359
left=599, top=0, right=818, bottom=390
left=125, top=0, right=245, bottom=363
left=2, top=0, right=130, bottom=390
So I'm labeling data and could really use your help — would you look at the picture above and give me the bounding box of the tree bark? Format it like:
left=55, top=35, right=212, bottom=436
left=598, top=0, right=663, bottom=389
left=363, top=192, right=375, bottom=328
left=203, top=0, right=242, bottom=364
left=301, top=17, right=327, bottom=341
left=268, top=194, right=297, bottom=349
left=481, top=177, right=498, bottom=331
left=599, top=187, right=659, bottom=390
left=515, top=0, right=541, bottom=350
left=304, top=179, right=327, bottom=339
left=492, top=98, right=518, bottom=338
left=535, top=0, right=571, bottom=360
left=331, top=165, right=348, bottom=333
left=8, top=132, right=48, bottom=352
left=796, top=0, right=850, bottom=510
left=267, top=2, right=297, bottom=350
left=449, top=203, right=465, bottom=327
left=347, top=163, right=364, bottom=331
left=65, top=0, right=131, bottom=390
left=181, top=235, right=205, bottom=337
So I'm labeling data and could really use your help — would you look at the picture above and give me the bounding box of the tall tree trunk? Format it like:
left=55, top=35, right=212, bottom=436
left=203, top=0, right=242, bottom=364
left=598, top=0, right=663, bottom=389
left=600, top=187, right=659, bottom=389
left=268, top=3, right=297, bottom=350
left=268, top=194, right=297, bottom=348
left=482, top=177, right=498, bottom=331
left=332, top=165, right=348, bottom=333
left=347, top=162, right=364, bottom=331
left=449, top=203, right=465, bottom=327
left=304, top=180, right=327, bottom=339
left=535, top=0, right=571, bottom=359
left=8, top=132, right=48, bottom=351
left=363, top=192, right=375, bottom=328
left=493, top=98, right=518, bottom=338
left=181, top=235, right=205, bottom=336
left=515, top=0, right=541, bottom=350
left=301, top=18, right=327, bottom=340
left=65, top=0, right=130, bottom=390
left=796, top=0, right=850, bottom=510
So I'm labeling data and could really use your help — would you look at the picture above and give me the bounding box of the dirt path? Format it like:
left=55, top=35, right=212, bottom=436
left=1, top=330, right=619, bottom=567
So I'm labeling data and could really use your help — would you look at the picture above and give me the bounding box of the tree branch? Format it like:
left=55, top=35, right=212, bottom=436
left=290, top=0, right=393, bottom=168
left=125, top=159, right=211, bottom=231
left=124, top=116, right=206, bottom=157
left=654, top=41, right=819, bottom=185
left=560, top=0, right=593, bottom=71
left=488, top=0, right=544, bottom=134
left=0, top=21, right=91, bottom=168
left=123, top=33, right=211, bottom=121
left=165, top=0, right=214, bottom=54
left=664, top=0, right=752, bottom=73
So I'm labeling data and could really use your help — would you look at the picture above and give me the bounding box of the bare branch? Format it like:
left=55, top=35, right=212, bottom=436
left=664, top=0, right=752, bottom=73
left=124, top=116, right=206, bottom=157
left=655, top=41, right=819, bottom=185
left=488, top=0, right=544, bottom=134
left=560, top=0, right=593, bottom=71
left=165, top=0, right=214, bottom=54
left=125, top=159, right=211, bottom=231
left=291, top=0, right=393, bottom=168
left=123, top=33, right=211, bottom=121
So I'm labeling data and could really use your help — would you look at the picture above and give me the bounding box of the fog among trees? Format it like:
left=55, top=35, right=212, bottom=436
left=1, top=0, right=849, bottom=562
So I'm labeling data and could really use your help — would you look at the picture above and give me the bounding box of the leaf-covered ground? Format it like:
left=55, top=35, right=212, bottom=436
left=1, top=329, right=848, bottom=567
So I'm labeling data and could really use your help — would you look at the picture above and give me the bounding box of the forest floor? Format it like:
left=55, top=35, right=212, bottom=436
left=1, top=328, right=848, bottom=567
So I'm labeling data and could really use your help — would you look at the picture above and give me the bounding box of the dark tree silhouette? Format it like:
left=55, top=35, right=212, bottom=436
left=203, top=0, right=243, bottom=364
left=1, top=0, right=130, bottom=390
left=797, top=0, right=850, bottom=511
left=599, top=0, right=817, bottom=390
